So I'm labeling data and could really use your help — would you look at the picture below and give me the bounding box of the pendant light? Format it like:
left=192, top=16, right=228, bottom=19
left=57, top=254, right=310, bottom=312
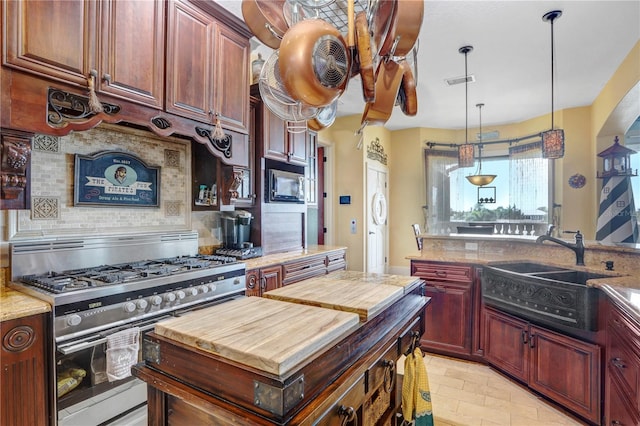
left=466, top=103, right=496, bottom=186
left=541, top=10, right=565, bottom=159
left=457, top=46, right=475, bottom=168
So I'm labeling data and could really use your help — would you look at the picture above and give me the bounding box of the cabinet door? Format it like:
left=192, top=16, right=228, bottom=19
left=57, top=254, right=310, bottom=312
left=98, top=0, right=165, bottom=108
left=483, top=307, right=529, bottom=382
left=246, top=269, right=260, bottom=297
left=263, top=107, right=289, bottom=162
left=215, top=24, right=249, bottom=133
left=287, top=130, right=308, bottom=166
left=529, top=326, right=601, bottom=424
left=420, top=281, right=472, bottom=355
left=1, top=313, right=49, bottom=425
left=606, top=370, right=640, bottom=426
left=4, top=0, right=96, bottom=87
left=261, top=265, right=283, bottom=293
left=166, top=0, right=215, bottom=122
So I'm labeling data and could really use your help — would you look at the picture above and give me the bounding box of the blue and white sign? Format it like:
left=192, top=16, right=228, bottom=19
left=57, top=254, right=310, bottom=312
left=74, top=151, right=160, bottom=207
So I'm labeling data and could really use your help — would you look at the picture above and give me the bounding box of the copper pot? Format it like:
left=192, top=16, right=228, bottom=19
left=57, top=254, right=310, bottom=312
left=241, top=0, right=288, bottom=49
left=278, top=18, right=350, bottom=108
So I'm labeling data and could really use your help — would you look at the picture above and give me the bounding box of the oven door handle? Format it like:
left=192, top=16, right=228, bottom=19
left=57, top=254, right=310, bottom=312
left=57, top=322, right=157, bottom=355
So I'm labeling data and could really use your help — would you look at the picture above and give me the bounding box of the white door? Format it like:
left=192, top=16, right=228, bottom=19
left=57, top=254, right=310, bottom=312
left=366, top=162, right=388, bottom=273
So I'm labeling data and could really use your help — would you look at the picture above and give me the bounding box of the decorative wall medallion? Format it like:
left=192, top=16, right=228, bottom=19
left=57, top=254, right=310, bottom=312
left=33, top=134, right=60, bottom=152
left=164, top=149, right=180, bottom=168
left=165, top=201, right=181, bottom=217
left=568, top=173, right=586, bottom=189
left=31, top=197, right=60, bottom=220
left=367, top=138, right=387, bottom=165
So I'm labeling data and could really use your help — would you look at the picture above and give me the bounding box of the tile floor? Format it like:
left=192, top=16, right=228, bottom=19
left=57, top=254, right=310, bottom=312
left=398, top=353, right=588, bottom=426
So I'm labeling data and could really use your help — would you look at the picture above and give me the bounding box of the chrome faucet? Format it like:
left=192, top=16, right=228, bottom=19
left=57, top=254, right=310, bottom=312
left=536, top=228, right=585, bottom=266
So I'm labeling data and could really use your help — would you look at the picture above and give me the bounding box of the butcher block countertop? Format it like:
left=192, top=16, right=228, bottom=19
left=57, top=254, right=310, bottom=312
left=153, top=271, right=423, bottom=377
left=242, top=245, right=346, bottom=270
left=264, top=271, right=423, bottom=321
left=155, top=296, right=360, bottom=376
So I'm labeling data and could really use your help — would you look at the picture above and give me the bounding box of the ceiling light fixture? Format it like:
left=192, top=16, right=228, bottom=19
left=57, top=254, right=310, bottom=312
left=541, top=10, right=565, bottom=159
left=466, top=103, right=497, bottom=186
left=457, top=45, right=475, bottom=168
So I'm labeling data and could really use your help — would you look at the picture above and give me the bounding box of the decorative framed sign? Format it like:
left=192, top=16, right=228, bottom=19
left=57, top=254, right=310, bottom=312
left=74, top=151, right=160, bottom=207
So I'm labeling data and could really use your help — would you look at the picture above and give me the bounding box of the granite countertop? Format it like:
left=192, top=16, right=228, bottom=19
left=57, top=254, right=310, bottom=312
left=242, top=245, right=346, bottom=270
left=411, top=248, right=640, bottom=324
left=0, top=287, right=51, bottom=322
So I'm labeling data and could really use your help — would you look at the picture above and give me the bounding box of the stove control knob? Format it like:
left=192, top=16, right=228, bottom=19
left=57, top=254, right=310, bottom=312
left=136, top=299, right=148, bottom=310
left=209, top=283, right=217, bottom=292
left=176, top=290, right=186, bottom=300
left=188, top=288, right=198, bottom=296
left=164, top=292, right=176, bottom=303
left=123, top=302, right=136, bottom=313
left=199, top=285, right=209, bottom=293
left=150, top=295, right=162, bottom=306
left=67, top=314, right=82, bottom=327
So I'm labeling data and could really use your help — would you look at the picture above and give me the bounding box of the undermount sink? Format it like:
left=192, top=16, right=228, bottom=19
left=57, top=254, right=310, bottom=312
left=482, top=262, right=609, bottom=333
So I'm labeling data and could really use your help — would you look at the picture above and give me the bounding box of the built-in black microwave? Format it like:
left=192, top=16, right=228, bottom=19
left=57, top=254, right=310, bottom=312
left=268, top=168, right=305, bottom=203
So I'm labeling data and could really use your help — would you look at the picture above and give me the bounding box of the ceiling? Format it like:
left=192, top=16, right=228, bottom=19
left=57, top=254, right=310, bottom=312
left=217, top=1, right=640, bottom=133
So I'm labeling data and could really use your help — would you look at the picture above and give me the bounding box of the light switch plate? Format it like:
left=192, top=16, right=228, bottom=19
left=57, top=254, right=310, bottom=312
left=350, top=219, right=356, bottom=234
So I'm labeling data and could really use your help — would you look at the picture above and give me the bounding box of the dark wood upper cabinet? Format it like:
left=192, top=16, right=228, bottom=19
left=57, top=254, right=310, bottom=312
left=4, top=0, right=164, bottom=109
left=98, top=0, right=165, bottom=108
left=4, top=0, right=97, bottom=87
left=167, top=0, right=249, bottom=134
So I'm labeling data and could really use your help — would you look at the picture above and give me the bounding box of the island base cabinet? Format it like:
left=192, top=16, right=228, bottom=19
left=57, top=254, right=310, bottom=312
left=484, top=307, right=601, bottom=424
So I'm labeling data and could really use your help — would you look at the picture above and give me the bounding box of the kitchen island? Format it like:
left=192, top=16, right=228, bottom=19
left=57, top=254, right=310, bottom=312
left=132, top=272, right=427, bottom=425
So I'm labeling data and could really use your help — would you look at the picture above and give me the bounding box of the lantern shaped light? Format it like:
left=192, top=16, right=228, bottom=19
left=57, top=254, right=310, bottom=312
left=597, top=136, right=638, bottom=178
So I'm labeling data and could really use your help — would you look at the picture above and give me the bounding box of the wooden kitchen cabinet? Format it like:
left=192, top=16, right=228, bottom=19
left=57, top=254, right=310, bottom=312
left=166, top=0, right=249, bottom=133
left=251, top=84, right=307, bottom=167
left=4, top=0, right=165, bottom=109
left=605, top=300, right=640, bottom=425
left=1, top=313, right=50, bottom=425
left=484, top=306, right=601, bottom=424
left=410, top=260, right=474, bottom=356
left=245, top=265, right=283, bottom=297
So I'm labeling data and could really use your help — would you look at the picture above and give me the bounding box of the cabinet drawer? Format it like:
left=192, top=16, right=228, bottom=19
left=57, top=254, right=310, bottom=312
left=411, top=261, right=473, bottom=283
left=398, top=317, right=422, bottom=357
left=282, top=255, right=326, bottom=285
left=367, top=342, right=398, bottom=396
left=606, top=371, right=640, bottom=426
left=326, top=250, right=347, bottom=272
left=608, top=323, right=640, bottom=409
left=315, top=374, right=365, bottom=426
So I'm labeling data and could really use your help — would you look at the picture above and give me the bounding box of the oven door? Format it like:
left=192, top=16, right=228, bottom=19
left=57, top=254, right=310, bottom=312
left=55, top=315, right=169, bottom=426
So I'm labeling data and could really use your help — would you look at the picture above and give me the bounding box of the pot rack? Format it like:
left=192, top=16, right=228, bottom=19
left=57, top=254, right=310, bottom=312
left=424, top=131, right=546, bottom=151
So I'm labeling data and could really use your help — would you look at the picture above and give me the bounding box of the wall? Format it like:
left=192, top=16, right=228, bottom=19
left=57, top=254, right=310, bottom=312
left=0, top=124, right=192, bottom=267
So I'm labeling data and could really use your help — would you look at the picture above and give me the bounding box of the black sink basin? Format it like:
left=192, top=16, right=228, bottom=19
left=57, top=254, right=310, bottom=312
left=531, top=270, right=611, bottom=285
left=489, top=262, right=568, bottom=274
left=482, top=262, right=606, bottom=333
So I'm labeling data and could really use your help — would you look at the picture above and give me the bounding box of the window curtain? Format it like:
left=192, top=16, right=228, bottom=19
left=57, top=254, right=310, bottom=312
left=508, top=142, right=548, bottom=229
left=424, top=149, right=463, bottom=234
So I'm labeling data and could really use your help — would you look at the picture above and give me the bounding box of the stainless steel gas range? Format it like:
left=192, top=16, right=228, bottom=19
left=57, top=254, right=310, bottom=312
left=9, top=231, right=246, bottom=426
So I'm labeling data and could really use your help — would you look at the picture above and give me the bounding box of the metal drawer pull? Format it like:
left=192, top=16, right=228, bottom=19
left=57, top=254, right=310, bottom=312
left=611, top=357, right=626, bottom=369
left=383, top=359, right=396, bottom=393
left=521, top=330, right=528, bottom=344
left=338, top=405, right=357, bottom=425
left=435, top=271, right=447, bottom=278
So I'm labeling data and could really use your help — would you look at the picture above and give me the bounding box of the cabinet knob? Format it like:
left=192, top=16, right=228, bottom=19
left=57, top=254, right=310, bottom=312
left=611, top=357, right=626, bottom=369
left=102, top=73, right=112, bottom=83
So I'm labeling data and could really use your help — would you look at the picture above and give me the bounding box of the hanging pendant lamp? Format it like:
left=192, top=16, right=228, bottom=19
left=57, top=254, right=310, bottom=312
left=541, top=10, right=565, bottom=159
left=466, top=103, right=496, bottom=186
left=457, top=46, right=475, bottom=168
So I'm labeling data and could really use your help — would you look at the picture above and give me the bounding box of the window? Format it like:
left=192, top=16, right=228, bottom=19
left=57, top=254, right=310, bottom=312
left=424, top=143, right=550, bottom=236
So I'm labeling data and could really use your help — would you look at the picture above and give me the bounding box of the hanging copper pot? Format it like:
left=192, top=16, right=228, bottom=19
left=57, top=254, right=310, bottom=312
left=241, top=0, right=288, bottom=49
left=278, top=18, right=351, bottom=107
